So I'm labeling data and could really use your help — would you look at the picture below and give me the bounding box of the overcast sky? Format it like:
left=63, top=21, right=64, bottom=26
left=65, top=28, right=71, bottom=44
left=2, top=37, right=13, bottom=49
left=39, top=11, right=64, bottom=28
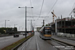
left=0, top=0, right=75, bottom=31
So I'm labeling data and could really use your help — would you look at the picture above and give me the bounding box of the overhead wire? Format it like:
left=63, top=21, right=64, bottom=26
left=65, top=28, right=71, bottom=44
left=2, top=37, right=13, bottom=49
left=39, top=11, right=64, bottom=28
left=39, top=0, right=44, bottom=17
left=47, top=0, right=58, bottom=16
left=30, top=0, right=34, bottom=16
left=29, top=0, right=41, bottom=28
left=29, top=0, right=35, bottom=29
left=69, top=2, right=75, bottom=16
left=30, top=0, right=32, bottom=7
left=29, top=0, right=58, bottom=26
left=29, top=0, right=39, bottom=27
left=43, top=0, right=58, bottom=24
left=36, top=0, right=45, bottom=23
left=35, top=0, right=45, bottom=26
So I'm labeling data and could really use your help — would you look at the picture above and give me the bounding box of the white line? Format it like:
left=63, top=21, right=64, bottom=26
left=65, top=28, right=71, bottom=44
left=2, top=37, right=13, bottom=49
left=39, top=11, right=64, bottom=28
left=36, top=36, right=40, bottom=50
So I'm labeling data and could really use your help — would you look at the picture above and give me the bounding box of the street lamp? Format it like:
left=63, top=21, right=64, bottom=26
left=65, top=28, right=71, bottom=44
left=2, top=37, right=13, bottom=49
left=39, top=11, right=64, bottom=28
left=31, top=20, right=35, bottom=34
left=5, top=20, right=10, bottom=28
left=28, top=19, right=35, bottom=34
left=18, top=6, right=33, bottom=38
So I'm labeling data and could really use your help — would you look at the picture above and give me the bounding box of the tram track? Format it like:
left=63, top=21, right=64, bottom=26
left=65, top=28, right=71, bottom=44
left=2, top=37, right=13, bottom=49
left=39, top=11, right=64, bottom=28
left=52, top=39, right=75, bottom=50
left=17, top=32, right=75, bottom=50
left=45, top=40, right=61, bottom=50
left=36, top=34, right=57, bottom=50
left=45, top=39, right=75, bottom=50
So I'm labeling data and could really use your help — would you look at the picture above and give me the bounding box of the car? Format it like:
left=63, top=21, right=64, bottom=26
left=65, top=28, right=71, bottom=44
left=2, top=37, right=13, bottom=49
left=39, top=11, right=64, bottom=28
left=13, top=34, right=19, bottom=37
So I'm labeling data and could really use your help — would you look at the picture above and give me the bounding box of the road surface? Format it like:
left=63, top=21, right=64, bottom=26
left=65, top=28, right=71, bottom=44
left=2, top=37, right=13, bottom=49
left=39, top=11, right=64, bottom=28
left=18, top=32, right=57, bottom=50
left=0, top=34, right=25, bottom=49
left=18, top=32, right=75, bottom=50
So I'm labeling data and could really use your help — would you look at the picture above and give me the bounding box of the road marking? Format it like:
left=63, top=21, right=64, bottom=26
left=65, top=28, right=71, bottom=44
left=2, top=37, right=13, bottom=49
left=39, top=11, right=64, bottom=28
left=36, top=36, right=40, bottom=50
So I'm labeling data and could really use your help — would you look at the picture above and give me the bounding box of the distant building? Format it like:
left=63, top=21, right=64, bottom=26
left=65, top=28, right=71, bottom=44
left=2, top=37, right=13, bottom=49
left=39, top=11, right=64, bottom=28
left=51, top=17, right=75, bottom=35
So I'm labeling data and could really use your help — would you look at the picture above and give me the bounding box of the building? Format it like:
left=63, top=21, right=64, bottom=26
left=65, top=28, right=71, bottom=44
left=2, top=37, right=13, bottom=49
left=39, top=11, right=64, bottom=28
left=51, top=17, right=75, bottom=37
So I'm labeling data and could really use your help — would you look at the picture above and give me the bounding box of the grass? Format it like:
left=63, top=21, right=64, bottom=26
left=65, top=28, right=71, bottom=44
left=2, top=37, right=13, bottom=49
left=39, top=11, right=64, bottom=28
left=1, top=34, right=34, bottom=50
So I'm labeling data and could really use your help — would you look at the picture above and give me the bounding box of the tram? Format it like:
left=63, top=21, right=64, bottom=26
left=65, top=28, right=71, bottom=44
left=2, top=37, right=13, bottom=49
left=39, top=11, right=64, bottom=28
left=39, top=26, right=52, bottom=40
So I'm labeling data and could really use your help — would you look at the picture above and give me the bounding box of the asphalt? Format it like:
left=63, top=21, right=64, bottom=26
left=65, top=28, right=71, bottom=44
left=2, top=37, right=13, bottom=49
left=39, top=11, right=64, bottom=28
left=0, top=34, right=25, bottom=49
left=18, top=32, right=57, bottom=50
left=1, top=32, right=74, bottom=50
left=18, top=32, right=75, bottom=50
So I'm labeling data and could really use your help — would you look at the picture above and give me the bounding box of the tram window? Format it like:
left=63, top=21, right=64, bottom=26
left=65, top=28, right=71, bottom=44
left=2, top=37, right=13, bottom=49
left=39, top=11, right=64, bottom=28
left=45, top=29, right=51, bottom=34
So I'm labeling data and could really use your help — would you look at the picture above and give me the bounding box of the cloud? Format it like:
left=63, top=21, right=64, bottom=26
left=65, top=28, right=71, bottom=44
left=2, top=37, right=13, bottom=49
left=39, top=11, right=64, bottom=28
left=0, top=0, right=75, bottom=31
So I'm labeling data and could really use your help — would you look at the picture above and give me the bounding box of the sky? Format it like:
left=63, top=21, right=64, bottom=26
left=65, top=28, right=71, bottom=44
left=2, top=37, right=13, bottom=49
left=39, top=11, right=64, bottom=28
left=0, top=0, right=75, bottom=31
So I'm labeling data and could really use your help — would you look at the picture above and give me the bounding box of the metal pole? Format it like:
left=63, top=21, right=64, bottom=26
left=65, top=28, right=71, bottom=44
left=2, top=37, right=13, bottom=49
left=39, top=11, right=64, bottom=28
left=42, top=20, right=44, bottom=27
left=5, top=20, right=6, bottom=28
left=25, top=6, right=27, bottom=38
left=31, top=20, right=32, bottom=31
left=18, top=6, right=33, bottom=37
left=5, top=20, right=9, bottom=28
left=14, top=24, right=15, bottom=27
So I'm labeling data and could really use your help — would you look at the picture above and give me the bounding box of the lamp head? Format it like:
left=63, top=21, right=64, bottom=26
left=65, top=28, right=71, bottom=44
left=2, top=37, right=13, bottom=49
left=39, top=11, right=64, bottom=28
left=31, top=7, right=33, bottom=8
left=18, top=7, right=21, bottom=8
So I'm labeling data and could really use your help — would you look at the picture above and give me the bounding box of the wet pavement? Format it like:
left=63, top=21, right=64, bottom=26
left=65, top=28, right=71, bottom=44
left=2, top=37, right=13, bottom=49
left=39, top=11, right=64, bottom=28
left=17, top=32, right=75, bottom=50
left=18, top=32, right=57, bottom=50
left=0, top=34, right=25, bottom=49
left=52, top=35, right=75, bottom=46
